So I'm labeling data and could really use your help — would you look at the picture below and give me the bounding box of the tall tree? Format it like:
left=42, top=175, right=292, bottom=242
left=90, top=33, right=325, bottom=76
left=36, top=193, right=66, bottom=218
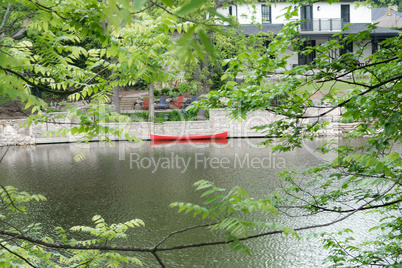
left=0, top=0, right=192, bottom=140
left=159, top=0, right=261, bottom=119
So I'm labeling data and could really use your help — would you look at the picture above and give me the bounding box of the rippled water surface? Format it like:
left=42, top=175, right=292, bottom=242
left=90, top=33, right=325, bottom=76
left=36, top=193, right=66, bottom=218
left=0, top=138, right=388, bottom=267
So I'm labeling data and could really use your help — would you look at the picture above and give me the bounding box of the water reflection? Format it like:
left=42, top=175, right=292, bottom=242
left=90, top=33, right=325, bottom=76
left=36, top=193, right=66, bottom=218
left=0, top=138, right=391, bottom=267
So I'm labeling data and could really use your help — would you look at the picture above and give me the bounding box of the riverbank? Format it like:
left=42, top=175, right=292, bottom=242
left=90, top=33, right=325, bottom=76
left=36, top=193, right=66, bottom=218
left=0, top=108, right=351, bottom=146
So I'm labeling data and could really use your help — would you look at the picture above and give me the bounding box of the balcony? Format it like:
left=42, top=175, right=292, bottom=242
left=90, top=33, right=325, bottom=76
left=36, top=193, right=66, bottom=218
left=298, top=18, right=344, bottom=32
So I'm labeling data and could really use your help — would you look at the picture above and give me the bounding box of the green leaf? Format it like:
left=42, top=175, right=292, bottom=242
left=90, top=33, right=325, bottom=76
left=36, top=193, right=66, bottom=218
left=175, top=0, right=205, bottom=16
left=161, top=0, right=174, bottom=7
left=133, top=0, right=147, bottom=10
left=177, top=203, right=187, bottom=213
left=204, top=196, right=219, bottom=205
left=198, top=29, right=215, bottom=60
left=200, top=189, right=215, bottom=197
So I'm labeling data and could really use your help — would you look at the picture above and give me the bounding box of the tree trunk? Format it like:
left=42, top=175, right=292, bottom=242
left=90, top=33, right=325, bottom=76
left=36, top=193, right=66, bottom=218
left=113, top=86, right=120, bottom=113
left=101, top=3, right=121, bottom=113
left=149, top=83, right=155, bottom=121
left=196, top=57, right=209, bottom=121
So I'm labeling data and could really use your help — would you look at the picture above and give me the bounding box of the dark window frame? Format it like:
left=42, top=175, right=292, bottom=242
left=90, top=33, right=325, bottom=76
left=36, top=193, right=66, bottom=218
left=300, top=5, right=313, bottom=31
left=341, top=5, right=350, bottom=24
left=298, top=39, right=316, bottom=65
left=372, top=38, right=387, bottom=54
left=261, top=4, right=271, bottom=24
left=340, top=41, right=353, bottom=55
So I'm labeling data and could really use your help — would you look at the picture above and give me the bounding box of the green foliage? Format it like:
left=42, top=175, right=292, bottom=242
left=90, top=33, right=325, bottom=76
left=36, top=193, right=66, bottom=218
left=0, top=186, right=46, bottom=213
left=167, top=109, right=186, bottom=121
left=27, top=102, right=141, bottom=144
left=2, top=0, right=402, bottom=267
left=160, top=87, right=170, bottom=96
left=0, top=96, right=10, bottom=105
left=208, top=58, right=227, bottom=92
left=171, top=180, right=298, bottom=253
left=1, top=0, right=278, bottom=267
left=322, top=214, right=402, bottom=267
left=0, top=186, right=144, bottom=267
left=123, top=108, right=199, bottom=122
left=214, top=28, right=274, bottom=61
left=365, top=0, right=400, bottom=8
left=168, top=109, right=198, bottom=121
left=0, top=2, right=34, bottom=37
left=338, top=117, right=354, bottom=123
left=73, top=152, right=86, bottom=163
left=134, top=80, right=150, bottom=91
left=176, top=81, right=197, bottom=95
left=1, top=0, right=207, bottom=143
left=70, top=215, right=145, bottom=245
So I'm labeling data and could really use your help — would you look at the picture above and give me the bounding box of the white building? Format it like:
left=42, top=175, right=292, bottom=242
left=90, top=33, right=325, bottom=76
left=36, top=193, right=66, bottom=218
left=217, top=1, right=400, bottom=69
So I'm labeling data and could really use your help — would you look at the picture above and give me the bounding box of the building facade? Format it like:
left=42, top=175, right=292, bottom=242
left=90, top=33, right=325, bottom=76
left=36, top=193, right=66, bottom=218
left=217, top=1, right=400, bottom=69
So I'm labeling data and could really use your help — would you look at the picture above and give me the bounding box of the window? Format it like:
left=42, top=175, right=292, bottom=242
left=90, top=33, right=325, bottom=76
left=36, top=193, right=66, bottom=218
left=298, top=40, right=316, bottom=65
left=341, top=5, right=350, bottom=24
left=261, top=5, right=271, bottom=23
left=229, top=6, right=232, bottom=16
left=340, top=41, right=353, bottom=55
left=372, top=38, right=387, bottom=54
left=300, top=5, right=313, bottom=30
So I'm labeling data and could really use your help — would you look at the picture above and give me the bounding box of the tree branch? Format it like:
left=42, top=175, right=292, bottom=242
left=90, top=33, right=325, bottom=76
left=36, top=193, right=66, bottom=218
left=0, top=146, right=10, bottom=164
left=0, top=4, right=12, bottom=32
left=154, top=223, right=217, bottom=249
left=151, top=251, right=166, bottom=268
left=0, top=243, right=38, bottom=268
left=1, top=66, right=110, bottom=96
left=131, top=2, right=157, bottom=14
left=158, top=183, right=395, bottom=251
left=0, top=183, right=393, bottom=257
left=278, top=198, right=402, bottom=214
left=265, top=72, right=402, bottom=119
left=0, top=13, right=25, bottom=36
left=326, top=56, right=400, bottom=82
left=27, top=0, right=67, bottom=20
left=1, top=67, right=79, bottom=95
left=0, top=184, right=25, bottom=214
left=150, top=0, right=220, bottom=27
left=13, top=100, right=29, bottom=117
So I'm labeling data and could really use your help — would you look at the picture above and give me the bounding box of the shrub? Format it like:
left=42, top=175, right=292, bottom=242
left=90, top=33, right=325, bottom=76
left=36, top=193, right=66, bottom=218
left=209, top=61, right=227, bottom=92
left=134, top=79, right=149, bottom=91
left=161, top=88, right=170, bottom=96
left=171, top=87, right=180, bottom=95
left=177, top=82, right=197, bottom=95
left=339, top=117, right=354, bottom=123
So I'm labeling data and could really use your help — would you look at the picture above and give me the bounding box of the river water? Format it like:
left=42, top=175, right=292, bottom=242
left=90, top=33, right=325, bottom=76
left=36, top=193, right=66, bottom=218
left=0, top=138, right=384, bottom=267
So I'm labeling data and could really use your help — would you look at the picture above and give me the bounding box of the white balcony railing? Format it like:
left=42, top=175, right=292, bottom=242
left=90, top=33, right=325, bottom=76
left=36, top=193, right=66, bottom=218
left=296, top=18, right=344, bottom=31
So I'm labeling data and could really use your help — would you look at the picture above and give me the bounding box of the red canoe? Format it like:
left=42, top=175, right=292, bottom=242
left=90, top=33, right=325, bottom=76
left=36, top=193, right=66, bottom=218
left=150, top=132, right=228, bottom=141
left=151, top=139, right=228, bottom=146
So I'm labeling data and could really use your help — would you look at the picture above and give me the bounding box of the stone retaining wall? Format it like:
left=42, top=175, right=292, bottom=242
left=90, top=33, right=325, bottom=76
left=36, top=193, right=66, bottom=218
left=0, top=119, right=35, bottom=146
left=0, top=108, right=348, bottom=146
